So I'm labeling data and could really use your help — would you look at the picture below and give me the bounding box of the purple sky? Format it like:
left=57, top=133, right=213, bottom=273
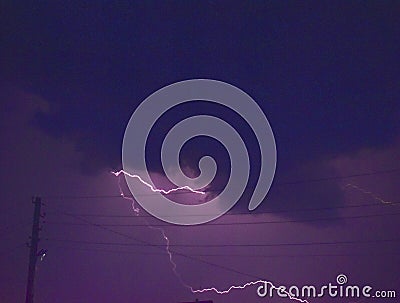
left=1, top=2, right=399, bottom=303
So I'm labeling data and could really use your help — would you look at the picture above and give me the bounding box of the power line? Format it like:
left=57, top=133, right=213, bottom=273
left=45, top=210, right=400, bottom=227
left=46, top=245, right=400, bottom=258
left=45, top=200, right=400, bottom=219
left=274, top=168, right=400, bottom=185
left=41, top=202, right=400, bottom=292
left=41, top=203, right=271, bottom=282
left=41, top=167, right=400, bottom=200
left=45, top=238, right=400, bottom=248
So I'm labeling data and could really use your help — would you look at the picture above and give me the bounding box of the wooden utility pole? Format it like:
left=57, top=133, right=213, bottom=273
left=25, top=197, right=42, bottom=303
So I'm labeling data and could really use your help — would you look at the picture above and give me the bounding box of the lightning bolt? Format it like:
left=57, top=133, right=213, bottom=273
left=193, top=280, right=309, bottom=303
left=344, top=183, right=395, bottom=204
left=111, top=170, right=195, bottom=290
left=111, top=170, right=309, bottom=303
left=111, top=170, right=205, bottom=195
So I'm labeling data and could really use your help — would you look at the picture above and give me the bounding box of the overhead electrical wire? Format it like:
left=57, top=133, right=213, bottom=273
left=44, top=200, right=400, bottom=218
left=45, top=237, right=400, bottom=248
left=46, top=245, right=400, bottom=258
left=40, top=203, right=273, bottom=282
left=35, top=167, right=400, bottom=284
left=45, top=211, right=400, bottom=227
left=41, top=167, right=400, bottom=200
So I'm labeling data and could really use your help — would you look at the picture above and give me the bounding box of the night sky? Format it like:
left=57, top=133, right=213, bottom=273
left=1, top=1, right=399, bottom=303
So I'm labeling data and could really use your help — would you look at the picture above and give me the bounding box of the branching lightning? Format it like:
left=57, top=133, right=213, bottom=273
left=111, top=170, right=309, bottom=303
left=112, top=170, right=194, bottom=290
left=191, top=280, right=267, bottom=295
left=192, top=280, right=309, bottom=303
left=111, top=170, right=205, bottom=195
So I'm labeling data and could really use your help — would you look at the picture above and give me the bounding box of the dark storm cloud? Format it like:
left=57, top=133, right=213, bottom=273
left=2, top=2, right=399, bottom=224
left=2, top=2, right=399, bottom=175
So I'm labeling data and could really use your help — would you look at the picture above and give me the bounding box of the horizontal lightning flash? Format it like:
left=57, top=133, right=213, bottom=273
left=344, top=183, right=395, bottom=204
left=192, top=280, right=309, bottom=303
left=192, top=280, right=268, bottom=295
left=111, top=170, right=205, bottom=195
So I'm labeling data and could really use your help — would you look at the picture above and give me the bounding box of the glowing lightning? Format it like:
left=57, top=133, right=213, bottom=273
left=148, top=225, right=194, bottom=290
left=111, top=170, right=309, bottom=303
left=344, top=183, right=395, bottom=205
left=111, top=170, right=195, bottom=290
left=193, top=280, right=309, bottom=303
left=111, top=170, right=205, bottom=195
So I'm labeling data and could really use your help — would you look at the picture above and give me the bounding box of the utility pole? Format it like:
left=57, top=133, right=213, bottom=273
left=25, top=196, right=42, bottom=303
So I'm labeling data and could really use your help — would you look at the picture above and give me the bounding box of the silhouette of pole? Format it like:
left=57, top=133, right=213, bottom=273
left=25, top=197, right=42, bottom=303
